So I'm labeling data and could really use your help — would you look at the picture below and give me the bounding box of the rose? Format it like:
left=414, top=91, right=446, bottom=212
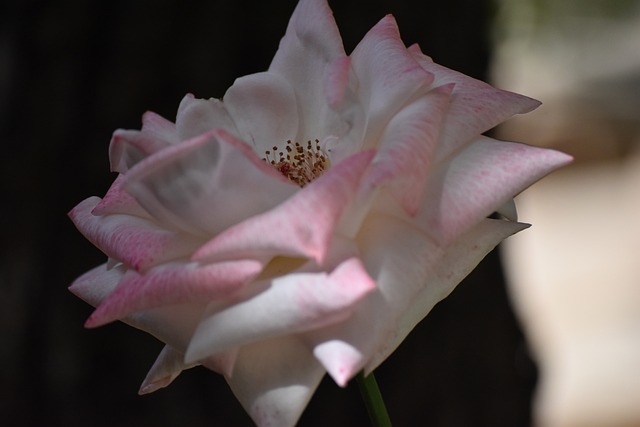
left=69, top=0, right=571, bottom=425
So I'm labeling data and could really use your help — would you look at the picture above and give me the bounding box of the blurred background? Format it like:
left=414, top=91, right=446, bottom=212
left=3, top=0, right=637, bottom=426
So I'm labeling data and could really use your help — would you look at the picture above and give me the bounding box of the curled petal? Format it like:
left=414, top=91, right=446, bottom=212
left=193, top=149, right=375, bottom=264
left=69, top=197, right=202, bottom=271
left=224, top=72, right=299, bottom=153
left=226, top=337, right=325, bottom=427
left=417, top=136, right=573, bottom=244
left=185, top=257, right=375, bottom=364
left=85, top=259, right=265, bottom=328
left=69, top=262, right=125, bottom=307
left=123, top=129, right=297, bottom=235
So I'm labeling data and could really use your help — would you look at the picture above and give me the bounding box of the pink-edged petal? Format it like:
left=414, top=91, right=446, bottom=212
left=109, top=129, right=174, bottom=174
left=70, top=263, right=206, bottom=351
left=362, top=83, right=453, bottom=215
left=417, top=136, right=573, bottom=244
left=85, top=259, right=265, bottom=328
left=185, top=257, right=375, bottom=364
left=123, top=129, right=297, bottom=236
left=408, top=44, right=541, bottom=161
left=69, top=197, right=203, bottom=271
left=226, top=336, right=325, bottom=427
left=175, top=93, right=238, bottom=141
left=350, top=16, right=434, bottom=150
left=223, top=72, right=298, bottom=153
left=139, top=345, right=198, bottom=395
left=268, top=0, right=347, bottom=139
left=364, top=217, right=531, bottom=372
left=192, top=150, right=375, bottom=264
left=91, top=174, right=151, bottom=218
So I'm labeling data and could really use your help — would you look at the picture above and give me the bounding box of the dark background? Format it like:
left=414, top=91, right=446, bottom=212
left=0, top=1, right=536, bottom=426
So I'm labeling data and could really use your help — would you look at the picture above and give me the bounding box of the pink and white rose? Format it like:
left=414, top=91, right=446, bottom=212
left=69, top=0, right=571, bottom=425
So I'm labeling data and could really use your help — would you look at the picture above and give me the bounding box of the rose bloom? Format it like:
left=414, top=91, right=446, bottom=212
left=69, top=0, right=571, bottom=425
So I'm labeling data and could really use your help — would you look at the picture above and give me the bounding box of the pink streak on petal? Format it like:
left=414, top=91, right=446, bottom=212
left=324, top=55, right=351, bottom=109
left=418, top=137, right=573, bottom=244
left=69, top=197, right=202, bottom=272
left=185, top=257, right=375, bottom=363
left=192, top=149, right=375, bottom=264
left=85, top=259, right=264, bottom=328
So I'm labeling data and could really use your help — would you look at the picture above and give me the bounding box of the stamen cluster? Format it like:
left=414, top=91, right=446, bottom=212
left=263, top=139, right=329, bottom=187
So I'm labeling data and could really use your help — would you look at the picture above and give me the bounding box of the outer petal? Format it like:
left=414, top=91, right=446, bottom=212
left=226, top=337, right=325, bottom=427
left=123, top=129, right=297, bottom=236
left=223, top=72, right=299, bottom=153
left=408, top=44, right=541, bottom=161
left=416, top=136, right=573, bottom=244
left=268, top=0, right=347, bottom=140
left=192, top=149, right=375, bottom=264
left=69, top=197, right=203, bottom=271
left=85, top=259, right=265, bottom=328
left=350, top=16, right=434, bottom=150
left=185, top=257, right=375, bottom=364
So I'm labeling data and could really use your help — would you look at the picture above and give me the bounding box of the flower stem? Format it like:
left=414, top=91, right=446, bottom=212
left=356, top=370, right=392, bottom=427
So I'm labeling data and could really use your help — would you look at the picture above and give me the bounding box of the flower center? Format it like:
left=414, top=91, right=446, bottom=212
left=262, top=139, right=329, bottom=187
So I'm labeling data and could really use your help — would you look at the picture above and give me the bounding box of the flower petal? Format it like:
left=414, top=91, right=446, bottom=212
left=192, top=149, right=375, bottom=264
left=108, top=111, right=178, bottom=174
left=226, top=337, right=325, bottom=427
left=185, top=257, right=375, bottom=364
left=364, top=216, right=531, bottom=372
left=91, top=174, right=151, bottom=218
left=350, top=15, right=435, bottom=150
left=69, top=263, right=207, bottom=352
left=123, top=129, right=297, bottom=235
left=69, top=197, right=202, bottom=271
left=139, top=345, right=238, bottom=394
left=268, top=0, right=347, bottom=140
left=416, top=136, right=573, bottom=244
left=175, top=93, right=238, bottom=141
left=85, top=259, right=265, bottom=328
left=139, top=345, right=197, bottom=395
left=408, top=44, right=541, bottom=161
left=362, top=83, right=453, bottom=215
left=223, top=72, right=299, bottom=153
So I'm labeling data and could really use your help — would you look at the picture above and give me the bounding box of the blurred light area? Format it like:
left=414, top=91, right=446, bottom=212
left=491, top=1, right=640, bottom=426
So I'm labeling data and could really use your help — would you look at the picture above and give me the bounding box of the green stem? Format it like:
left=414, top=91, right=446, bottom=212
left=356, top=370, right=392, bottom=427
